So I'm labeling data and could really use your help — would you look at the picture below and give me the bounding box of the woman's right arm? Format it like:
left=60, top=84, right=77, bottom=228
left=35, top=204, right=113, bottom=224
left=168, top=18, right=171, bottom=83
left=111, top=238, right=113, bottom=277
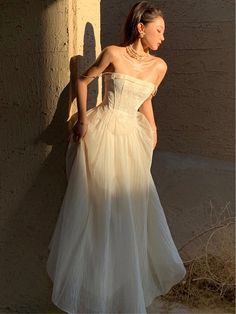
left=72, top=46, right=116, bottom=142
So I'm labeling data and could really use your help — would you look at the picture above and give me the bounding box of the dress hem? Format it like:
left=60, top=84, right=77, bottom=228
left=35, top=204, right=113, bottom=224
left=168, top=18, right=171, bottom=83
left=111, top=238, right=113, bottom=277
left=47, top=270, right=186, bottom=314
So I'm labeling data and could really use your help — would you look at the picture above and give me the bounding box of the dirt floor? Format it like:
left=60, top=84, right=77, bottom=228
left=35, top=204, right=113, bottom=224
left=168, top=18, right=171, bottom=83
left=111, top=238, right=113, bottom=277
left=147, top=297, right=232, bottom=314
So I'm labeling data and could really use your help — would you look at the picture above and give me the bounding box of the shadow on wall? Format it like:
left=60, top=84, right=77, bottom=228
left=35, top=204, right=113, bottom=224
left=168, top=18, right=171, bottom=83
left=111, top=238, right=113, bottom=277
left=100, top=0, right=129, bottom=47
left=1, top=2, right=98, bottom=311
left=40, top=22, right=98, bottom=143
left=68, top=22, right=99, bottom=133
left=0, top=1, right=63, bottom=312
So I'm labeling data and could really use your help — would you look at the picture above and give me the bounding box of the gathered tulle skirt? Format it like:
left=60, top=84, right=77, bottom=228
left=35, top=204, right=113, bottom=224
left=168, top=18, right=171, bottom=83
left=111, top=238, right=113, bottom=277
left=46, top=104, right=186, bottom=314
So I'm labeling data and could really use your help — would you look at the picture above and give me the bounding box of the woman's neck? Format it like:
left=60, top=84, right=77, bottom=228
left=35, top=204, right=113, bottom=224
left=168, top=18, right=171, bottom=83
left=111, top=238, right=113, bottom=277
left=130, top=40, right=149, bottom=54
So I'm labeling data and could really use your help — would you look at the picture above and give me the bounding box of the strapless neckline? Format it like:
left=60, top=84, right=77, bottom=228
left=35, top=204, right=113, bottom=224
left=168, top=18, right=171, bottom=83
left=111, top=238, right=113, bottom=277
left=102, top=72, right=158, bottom=88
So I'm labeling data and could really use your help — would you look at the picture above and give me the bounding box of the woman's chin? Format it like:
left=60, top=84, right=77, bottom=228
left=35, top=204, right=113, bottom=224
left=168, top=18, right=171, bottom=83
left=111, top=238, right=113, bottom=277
left=150, top=44, right=160, bottom=51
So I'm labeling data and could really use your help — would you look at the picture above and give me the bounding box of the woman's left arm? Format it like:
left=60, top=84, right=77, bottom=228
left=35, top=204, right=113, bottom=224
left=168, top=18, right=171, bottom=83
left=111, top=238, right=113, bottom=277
left=138, top=96, right=157, bottom=130
left=139, top=59, right=167, bottom=126
left=138, top=96, right=158, bottom=149
left=138, top=60, right=168, bottom=148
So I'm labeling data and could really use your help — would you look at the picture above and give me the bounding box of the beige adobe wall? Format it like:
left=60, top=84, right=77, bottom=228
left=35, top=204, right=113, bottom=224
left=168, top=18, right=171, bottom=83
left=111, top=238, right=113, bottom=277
left=0, top=0, right=234, bottom=312
left=158, top=1, right=235, bottom=162
left=0, top=0, right=100, bottom=312
left=101, top=0, right=235, bottom=162
left=68, top=0, right=102, bottom=120
left=0, top=1, right=69, bottom=311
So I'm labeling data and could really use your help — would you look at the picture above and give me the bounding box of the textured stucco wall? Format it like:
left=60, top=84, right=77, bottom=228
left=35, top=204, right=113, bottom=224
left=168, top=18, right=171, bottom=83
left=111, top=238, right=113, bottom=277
left=68, top=0, right=102, bottom=120
left=101, top=0, right=235, bottom=162
left=0, top=0, right=101, bottom=312
left=1, top=0, right=71, bottom=312
left=0, top=0, right=234, bottom=313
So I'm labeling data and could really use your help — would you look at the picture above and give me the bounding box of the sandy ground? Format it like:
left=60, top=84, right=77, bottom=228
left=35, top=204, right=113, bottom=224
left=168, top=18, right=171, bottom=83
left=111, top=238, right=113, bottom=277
left=147, top=297, right=232, bottom=314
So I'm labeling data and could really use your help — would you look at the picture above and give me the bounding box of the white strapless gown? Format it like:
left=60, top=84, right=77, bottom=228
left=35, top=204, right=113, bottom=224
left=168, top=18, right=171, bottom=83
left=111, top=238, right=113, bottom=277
left=46, top=72, right=186, bottom=314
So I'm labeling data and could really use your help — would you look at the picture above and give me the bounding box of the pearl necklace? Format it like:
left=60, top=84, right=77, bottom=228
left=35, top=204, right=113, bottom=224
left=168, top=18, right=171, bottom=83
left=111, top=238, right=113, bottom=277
left=126, top=44, right=150, bottom=62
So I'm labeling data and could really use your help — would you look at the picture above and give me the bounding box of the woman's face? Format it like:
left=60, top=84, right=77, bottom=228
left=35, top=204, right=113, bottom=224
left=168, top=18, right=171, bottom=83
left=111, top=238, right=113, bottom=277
left=140, top=16, right=165, bottom=51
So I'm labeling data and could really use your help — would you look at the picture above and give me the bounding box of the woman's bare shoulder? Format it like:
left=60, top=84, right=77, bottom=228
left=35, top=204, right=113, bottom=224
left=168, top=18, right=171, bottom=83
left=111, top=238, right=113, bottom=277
left=152, top=56, right=168, bottom=72
left=102, top=44, right=118, bottom=51
left=102, top=44, right=125, bottom=56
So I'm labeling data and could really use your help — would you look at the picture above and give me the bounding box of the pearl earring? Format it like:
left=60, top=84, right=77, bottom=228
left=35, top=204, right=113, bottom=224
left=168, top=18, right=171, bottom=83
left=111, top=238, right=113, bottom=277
left=139, top=31, right=145, bottom=38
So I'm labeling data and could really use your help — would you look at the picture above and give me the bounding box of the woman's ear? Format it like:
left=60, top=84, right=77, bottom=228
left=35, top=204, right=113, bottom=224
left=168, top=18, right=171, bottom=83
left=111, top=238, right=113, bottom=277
left=137, top=22, right=145, bottom=33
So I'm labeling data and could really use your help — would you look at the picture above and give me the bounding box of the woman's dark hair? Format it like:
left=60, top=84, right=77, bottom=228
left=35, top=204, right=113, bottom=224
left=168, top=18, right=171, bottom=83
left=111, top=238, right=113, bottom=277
left=122, top=1, right=164, bottom=45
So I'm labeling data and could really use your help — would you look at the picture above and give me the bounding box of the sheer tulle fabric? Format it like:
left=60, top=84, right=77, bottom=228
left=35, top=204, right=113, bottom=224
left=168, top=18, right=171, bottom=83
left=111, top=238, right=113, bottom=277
left=47, top=73, right=186, bottom=314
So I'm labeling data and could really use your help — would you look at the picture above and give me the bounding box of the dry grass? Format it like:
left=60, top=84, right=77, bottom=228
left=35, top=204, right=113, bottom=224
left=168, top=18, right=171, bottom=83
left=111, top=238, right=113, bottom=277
left=162, top=200, right=235, bottom=313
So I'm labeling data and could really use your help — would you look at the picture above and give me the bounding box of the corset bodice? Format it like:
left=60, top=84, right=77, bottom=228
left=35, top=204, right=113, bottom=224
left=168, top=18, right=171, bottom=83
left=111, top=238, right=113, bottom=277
left=100, top=72, right=158, bottom=115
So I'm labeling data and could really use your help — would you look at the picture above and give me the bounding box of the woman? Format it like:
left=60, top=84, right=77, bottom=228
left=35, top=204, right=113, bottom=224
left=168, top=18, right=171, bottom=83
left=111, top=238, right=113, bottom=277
left=47, top=1, right=187, bottom=313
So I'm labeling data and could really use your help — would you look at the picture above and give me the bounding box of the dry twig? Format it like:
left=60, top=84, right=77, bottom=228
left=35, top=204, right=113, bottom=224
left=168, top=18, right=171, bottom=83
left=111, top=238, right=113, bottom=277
left=161, top=200, right=235, bottom=313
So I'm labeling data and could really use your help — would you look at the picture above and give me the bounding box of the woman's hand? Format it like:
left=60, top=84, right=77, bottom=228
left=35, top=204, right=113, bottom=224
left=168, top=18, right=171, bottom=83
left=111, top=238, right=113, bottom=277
left=69, top=120, right=88, bottom=142
left=152, top=126, right=158, bottom=149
